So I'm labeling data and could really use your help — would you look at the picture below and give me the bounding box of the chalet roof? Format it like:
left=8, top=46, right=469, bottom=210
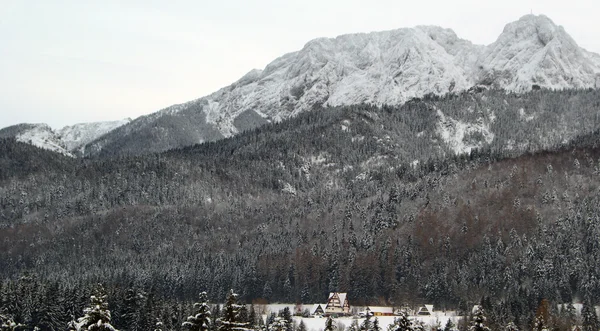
left=311, top=304, right=326, bottom=314
left=328, top=292, right=348, bottom=305
left=417, top=304, right=433, bottom=315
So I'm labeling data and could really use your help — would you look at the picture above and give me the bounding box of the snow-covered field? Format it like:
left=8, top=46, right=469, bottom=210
left=291, top=315, right=460, bottom=331
left=259, top=304, right=462, bottom=331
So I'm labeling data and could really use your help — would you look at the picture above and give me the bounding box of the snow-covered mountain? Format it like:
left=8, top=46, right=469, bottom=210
left=0, top=119, right=130, bottom=156
left=80, top=14, right=599, bottom=157
left=3, top=15, right=598, bottom=157
left=477, top=15, right=600, bottom=90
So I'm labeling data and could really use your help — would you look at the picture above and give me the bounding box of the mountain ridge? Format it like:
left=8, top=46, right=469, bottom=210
left=3, top=14, right=600, bottom=157
left=0, top=119, right=130, bottom=156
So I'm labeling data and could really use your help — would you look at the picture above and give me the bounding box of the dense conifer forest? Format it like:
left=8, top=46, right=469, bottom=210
left=1, top=89, right=600, bottom=330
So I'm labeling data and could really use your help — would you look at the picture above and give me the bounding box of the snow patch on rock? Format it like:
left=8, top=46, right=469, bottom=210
left=436, top=108, right=494, bottom=155
left=16, top=124, right=73, bottom=157
left=58, top=119, right=130, bottom=153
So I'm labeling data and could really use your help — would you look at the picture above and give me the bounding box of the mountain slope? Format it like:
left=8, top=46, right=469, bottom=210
left=0, top=119, right=130, bottom=156
left=1, top=90, right=600, bottom=324
left=0, top=123, right=72, bottom=156
left=58, top=118, right=130, bottom=154
left=81, top=15, right=600, bottom=158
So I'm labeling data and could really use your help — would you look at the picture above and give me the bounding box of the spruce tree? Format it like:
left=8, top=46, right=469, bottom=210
left=373, top=318, right=381, bottom=331
left=504, top=322, right=519, bottom=331
left=278, top=308, right=293, bottom=331
left=469, top=307, right=490, bottom=331
left=348, top=320, right=360, bottom=331
left=0, top=313, right=24, bottom=331
left=581, top=298, right=599, bottom=331
left=297, top=320, right=307, bottom=331
left=388, top=310, right=412, bottom=331
left=324, top=316, right=336, bottom=331
left=121, top=288, right=141, bottom=331
left=217, top=290, right=250, bottom=331
left=444, top=319, right=456, bottom=331
left=269, top=318, right=288, bottom=331
left=68, top=285, right=118, bottom=331
left=183, top=292, right=212, bottom=331
left=360, top=311, right=373, bottom=331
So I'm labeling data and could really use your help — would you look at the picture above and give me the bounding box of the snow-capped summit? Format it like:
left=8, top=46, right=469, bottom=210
left=477, top=15, right=600, bottom=90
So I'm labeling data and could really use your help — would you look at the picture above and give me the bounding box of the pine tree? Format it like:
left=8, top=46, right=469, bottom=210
left=183, top=292, right=212, bottom=331
left=444, top=318, right=456, bottom=331
left=121, top=288, right=142, bottom=331
left=581, top=298, right=599, bottom=331
left=248, top=305, right=258, bottom=328
left=68, top=285, right=118, bottom=331
left=373, top=318, right=381, bottom=331
left=0, top=313, right=25, bottom=331
left=504, top=322, right=519, bottom=331
left=469, top=307, right=490, bottom=331
left=278, top=308, right=293, bottom=331
left=297, top=320, right=307, bottom=331
left=154, top=319, right=165, bottom=331
left=217, top=290, right=250, bottom=331
left=348, top=320, right=360, bottom=331
left=360, top=311, right=373, bottom=331
left=388, top=310, right=412, bottom=331
left=324, top=316, right=336, bottom=331
left=267, top=317, right=285, bottom=331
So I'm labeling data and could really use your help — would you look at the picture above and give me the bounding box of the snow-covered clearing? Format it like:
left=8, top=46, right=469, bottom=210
left=258, top=304, right=461, bottom=331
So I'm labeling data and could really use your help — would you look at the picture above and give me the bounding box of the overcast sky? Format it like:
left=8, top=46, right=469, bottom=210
left=1, top=0, right=599, bottom=129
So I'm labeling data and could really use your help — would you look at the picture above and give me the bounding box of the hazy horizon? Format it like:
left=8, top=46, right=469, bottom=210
left=1, top=0, right=599, bottom=129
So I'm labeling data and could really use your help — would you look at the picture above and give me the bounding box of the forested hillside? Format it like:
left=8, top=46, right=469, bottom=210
left=1, top=89, right=600, bottom=330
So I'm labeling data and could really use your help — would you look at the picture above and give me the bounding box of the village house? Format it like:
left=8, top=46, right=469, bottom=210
left=365, top=306, right=395, bottom=316
left=325, top=292, right=350, bottom=315
left=416, top=304, right=434, bottom=315
left=311, top=303, right=326, bottom=316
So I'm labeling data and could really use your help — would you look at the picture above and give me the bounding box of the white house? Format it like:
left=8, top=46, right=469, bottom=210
left=325, top=292, right=350, bottom=315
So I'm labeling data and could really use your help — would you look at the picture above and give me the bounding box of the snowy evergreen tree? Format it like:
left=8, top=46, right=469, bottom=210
left=444, top=318, right=457, bottom=331
left=154, top=319, right=165, bottom=331
left=121, top=288, right=142, bottom=331
left=278, top=307, right=293, bottom=331
left=360, top=311, right=373, bottom=331
left=268, top=317, right=288, bottom=331
left=348, top=320, right=360, bottom=331
left=504, top=321, right=519, bottom=331
left=182, top=292, right=211, bottom=331
left=324, top=316, right=336, bottom=331
left=297, top=320, right=307, bottom=331
left=217, top=290, right=250, bottom=331
left=247, top=305, right=258, bottom=328
left=388, top=310, right=412, bottom=331
left=68, top=285, right=118, bottom=331
left=373, top=318, right=381, bottom=331
left=0, top=313, right=24, bottom=331
left=412, top=320, right=425, bottom=331
left=581, top=298, right=599, bottom=331
left=469, top=307, right=490, bottom=331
